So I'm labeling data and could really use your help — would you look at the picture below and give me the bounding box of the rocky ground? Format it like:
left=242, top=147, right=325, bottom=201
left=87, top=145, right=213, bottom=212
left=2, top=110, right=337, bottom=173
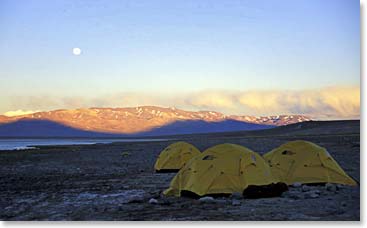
left=0, top=121, right=360, bottom=221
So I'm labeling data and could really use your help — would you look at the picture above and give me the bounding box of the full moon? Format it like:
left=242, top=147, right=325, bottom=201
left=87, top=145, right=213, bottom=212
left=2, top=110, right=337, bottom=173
left=72, top=48, right=82, bottom=56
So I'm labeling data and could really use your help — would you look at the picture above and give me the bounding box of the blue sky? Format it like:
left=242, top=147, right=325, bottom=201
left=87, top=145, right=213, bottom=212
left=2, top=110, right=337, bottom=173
left=0, top=0, right=360, bottom=118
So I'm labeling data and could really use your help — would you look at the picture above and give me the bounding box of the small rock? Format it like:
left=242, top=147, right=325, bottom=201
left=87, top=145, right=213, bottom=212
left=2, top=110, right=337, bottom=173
left=336, top=184, right=344, bottom=190
left=301, top=185, right=311, bottom=192
left=341, top=201, right=347, bottom=207
left=232, top=200, right=241, bottom=206
left=149, top=198, right=158, bottom=204
left=307, top=193, right=319, bottom=199
left=325, top=183, right=337, bottom=192
left=305, top=191, right=320, bottom=199
left=282, top=191, right=303, bottom=200
left=198, top=196, right=215, bottom=204
left=231, top=192, right=243, bottom=199
left=292, top=182, right=302, bottom=188
left=310, top=193, right=319, bottom=198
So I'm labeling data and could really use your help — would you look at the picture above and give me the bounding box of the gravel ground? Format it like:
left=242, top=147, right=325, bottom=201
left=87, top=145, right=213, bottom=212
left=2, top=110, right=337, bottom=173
left=0, top=121, right=360, bottom=221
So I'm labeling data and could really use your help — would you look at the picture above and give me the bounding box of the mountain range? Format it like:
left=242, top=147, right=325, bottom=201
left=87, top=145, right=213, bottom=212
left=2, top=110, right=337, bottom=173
left=0, top=106, right=311, bottom=137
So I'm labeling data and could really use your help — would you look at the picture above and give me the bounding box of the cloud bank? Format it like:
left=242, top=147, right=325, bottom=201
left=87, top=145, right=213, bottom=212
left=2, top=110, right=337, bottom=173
left=188, top=86, right=360, bottom=119
left=2, top=86, right=360, bottom=120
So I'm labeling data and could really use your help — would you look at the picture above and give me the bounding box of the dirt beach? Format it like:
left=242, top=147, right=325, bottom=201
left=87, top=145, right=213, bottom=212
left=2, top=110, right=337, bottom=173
left=0, top=121, right=360, bottom=221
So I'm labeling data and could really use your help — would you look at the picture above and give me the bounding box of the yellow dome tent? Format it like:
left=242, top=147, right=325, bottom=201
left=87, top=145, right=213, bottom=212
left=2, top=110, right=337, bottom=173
left=154, top=141, right=201, bottom=172
left=164, top=143, right=285, bottom=197
left=263, top=140, right=357, bottom=186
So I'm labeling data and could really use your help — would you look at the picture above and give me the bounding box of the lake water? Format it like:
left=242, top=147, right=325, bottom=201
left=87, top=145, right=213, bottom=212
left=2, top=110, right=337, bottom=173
left=0, top=138, right=169, bottom=151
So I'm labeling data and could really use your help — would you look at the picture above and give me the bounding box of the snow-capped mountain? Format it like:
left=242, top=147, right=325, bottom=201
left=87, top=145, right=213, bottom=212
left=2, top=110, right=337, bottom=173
left=0, top=106, right=311, bottom=134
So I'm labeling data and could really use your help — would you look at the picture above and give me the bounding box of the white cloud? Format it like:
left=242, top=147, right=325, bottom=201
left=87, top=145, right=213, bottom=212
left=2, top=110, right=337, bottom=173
left=235, top=86, right=360, bottom=119
left=185, top=91, right=236, bottom=109
left=3, top=86, right=360, bottom=120
left=183, top=86, right=360, bottom=119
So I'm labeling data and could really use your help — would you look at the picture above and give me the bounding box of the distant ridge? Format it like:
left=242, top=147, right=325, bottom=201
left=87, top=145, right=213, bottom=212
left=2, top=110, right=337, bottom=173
left=0, top=119, right=274, bottom=137
left=0, top=119, right=118, bottom=137
left=0, top=106, right=311, bottom=136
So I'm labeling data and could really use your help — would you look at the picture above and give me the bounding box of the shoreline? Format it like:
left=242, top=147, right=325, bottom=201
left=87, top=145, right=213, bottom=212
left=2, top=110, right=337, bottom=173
left=0, top=138, right=173, bottom=151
